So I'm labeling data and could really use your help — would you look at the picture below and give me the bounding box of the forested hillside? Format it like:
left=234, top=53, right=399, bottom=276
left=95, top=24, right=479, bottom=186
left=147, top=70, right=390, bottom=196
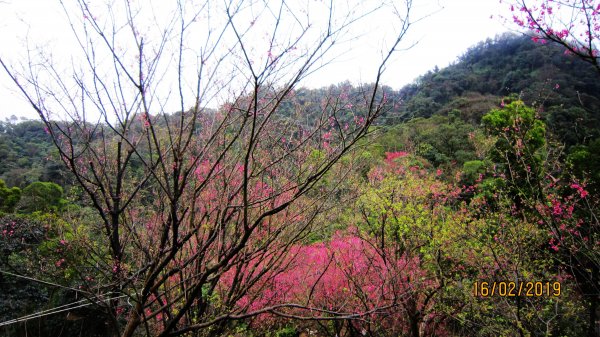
left=4, top=34, right=597, bottom=193
left=395, top=34, right=600, bottom=145
left=1, top=29, right=599, bottom=337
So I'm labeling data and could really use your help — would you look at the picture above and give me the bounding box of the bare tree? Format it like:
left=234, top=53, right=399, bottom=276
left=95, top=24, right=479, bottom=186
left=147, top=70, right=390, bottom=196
left=1, top=0, right=413, bottom=336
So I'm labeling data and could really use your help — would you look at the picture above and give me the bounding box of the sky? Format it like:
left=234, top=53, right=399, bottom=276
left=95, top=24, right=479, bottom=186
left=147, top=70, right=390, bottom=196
left=0, top=0, right=515, bottom=121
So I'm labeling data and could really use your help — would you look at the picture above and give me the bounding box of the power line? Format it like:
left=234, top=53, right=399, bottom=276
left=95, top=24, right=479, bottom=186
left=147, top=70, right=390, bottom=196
left=0, top=294, right=127, bottom=327
left=0, top=269, right=92, bottom=294
left=0, top=270, right=130, bottom=327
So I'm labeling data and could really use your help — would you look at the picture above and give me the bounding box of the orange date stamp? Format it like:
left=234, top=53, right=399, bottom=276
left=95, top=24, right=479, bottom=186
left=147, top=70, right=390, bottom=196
left=473, top=281, right=561, bottom=297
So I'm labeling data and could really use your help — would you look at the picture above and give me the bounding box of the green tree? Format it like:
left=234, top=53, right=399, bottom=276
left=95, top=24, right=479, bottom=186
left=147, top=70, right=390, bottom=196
left=0, top=179, right=21, bottom=213
left=568, top=137, right=600, bottom=195
left=18, top=181, right=64, bottom=213
left=482, top=99, right=546, bottom=202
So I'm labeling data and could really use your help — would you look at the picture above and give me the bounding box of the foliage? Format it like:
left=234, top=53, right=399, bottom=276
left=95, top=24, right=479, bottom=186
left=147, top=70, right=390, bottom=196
left=0, top=179, right=21, bottom=213
left=17, top=181, right=65, bottom=213
left=482, top=99, right=547, bottom=202
left=377, top=115, right=479, bottom=169
left=1, top=6, right=600, bottom=337
left=0, top=1, right=415, bottom=336
left=0, top=121, right=67, bottom=188
left=0, top=212, right=109, bottom=337
left=477, top=99, right=599, bottom=336
left=395, top=34, right=600, bottom=147
left=567, top=137, right=600, bottom=195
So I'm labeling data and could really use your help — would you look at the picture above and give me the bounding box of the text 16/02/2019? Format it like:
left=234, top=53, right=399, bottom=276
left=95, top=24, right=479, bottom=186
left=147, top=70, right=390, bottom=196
left=473, top=281, right=561, bottom=297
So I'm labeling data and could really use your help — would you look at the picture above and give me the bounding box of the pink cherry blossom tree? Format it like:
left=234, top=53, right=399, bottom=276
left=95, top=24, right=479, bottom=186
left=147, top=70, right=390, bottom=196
left=507, top=0, right=600, bottom=72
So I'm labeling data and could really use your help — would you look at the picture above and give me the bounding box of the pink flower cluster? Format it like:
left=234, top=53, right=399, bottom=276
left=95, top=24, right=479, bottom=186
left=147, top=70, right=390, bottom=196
left=219, top=232, right=434, bottom=333
left=570, top=183, right=589, bottom=198
left=384, top=151, right=409, bottom=164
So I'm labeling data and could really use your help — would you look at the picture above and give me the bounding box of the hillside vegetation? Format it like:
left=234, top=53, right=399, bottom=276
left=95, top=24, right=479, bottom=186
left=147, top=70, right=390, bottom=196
left=1, top=33, right=599, bottom=337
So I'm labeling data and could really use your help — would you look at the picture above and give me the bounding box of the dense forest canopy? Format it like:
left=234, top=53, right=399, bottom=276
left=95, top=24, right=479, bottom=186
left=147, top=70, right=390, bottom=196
left=1, top=7, right=599, bottom=337
left=4, top=34, right=597, bottom=190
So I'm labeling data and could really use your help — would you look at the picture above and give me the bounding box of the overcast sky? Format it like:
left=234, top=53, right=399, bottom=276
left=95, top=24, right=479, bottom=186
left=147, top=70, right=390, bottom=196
left=0, top=0, right=515, bottom=120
